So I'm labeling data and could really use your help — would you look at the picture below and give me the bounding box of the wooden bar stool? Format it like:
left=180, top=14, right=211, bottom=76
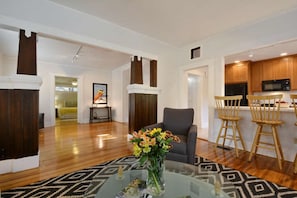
left=247, top=94, right=284, bottom=169
left=214, top=95, right=246, bottom=157
left=290, top=94, right=297, bottom=174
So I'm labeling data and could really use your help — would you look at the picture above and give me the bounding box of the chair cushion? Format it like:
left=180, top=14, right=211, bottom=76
left=169, top=135, right=187, bottom=155
left=163, top=108, right=194, bottom=135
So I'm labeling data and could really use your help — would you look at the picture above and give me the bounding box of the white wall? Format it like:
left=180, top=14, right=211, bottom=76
left=111, top=63, right=130, bottom=122
left=1, top=56, right=17, bottom=75
left=37, top=60, right=112, bottom=126
left=179, top=8, right=297, bottom=143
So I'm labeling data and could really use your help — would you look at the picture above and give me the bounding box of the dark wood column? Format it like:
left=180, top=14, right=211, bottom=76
left=150, top=60, right=157, bottom=87
left=0, top=29, right=39, bottom=161
left=17, top=29, right=37, bottom=75
left=129, top=57, right=158, bottom=132
left=130, top=56, right=143, bottom=84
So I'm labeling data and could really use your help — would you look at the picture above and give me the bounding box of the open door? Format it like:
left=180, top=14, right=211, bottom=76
left=55, top=76, right=78, bottom=125
left=187, top=67, right=209, bottom=140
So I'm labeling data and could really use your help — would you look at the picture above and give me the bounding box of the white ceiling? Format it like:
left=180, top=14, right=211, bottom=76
left=0, top=28, right=132, bottom=70
left=1, top=1, right=297, bottom=69
left=49, top=0, right=297, bottom=47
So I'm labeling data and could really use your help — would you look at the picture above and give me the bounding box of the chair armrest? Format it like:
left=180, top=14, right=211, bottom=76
left=143, top=123, right=164, bottom=130
left=187, top=124, right=197, bottom=164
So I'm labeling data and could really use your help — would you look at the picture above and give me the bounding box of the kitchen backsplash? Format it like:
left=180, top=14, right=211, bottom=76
left=254, top=91, right=297, bottom=103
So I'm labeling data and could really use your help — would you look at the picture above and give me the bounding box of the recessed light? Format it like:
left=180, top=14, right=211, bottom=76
left=248, top=54, right=253, bottom=58
left=234, top=60, right=240, bottom=63
left=280, top=52, right=288, bottom=56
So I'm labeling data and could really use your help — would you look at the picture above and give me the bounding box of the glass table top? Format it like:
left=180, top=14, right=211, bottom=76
left=84, top=160, right=238, bottom=198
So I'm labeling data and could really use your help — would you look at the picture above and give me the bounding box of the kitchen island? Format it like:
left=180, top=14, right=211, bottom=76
left=214, top=107, right=296, bottom=162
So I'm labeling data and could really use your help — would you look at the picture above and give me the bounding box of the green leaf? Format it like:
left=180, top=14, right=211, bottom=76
left=139, top=155, right=148, bottom=165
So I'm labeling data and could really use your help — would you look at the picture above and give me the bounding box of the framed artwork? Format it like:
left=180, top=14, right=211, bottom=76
left=93, top=83, right=107, bottom=104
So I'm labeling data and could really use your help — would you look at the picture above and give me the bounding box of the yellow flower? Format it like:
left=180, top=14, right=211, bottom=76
left=160, top=132, right=166, bottom=140
left=162, top=144, right=169, bottom=150
left=133, top=144, right=142, bottom=157
left=143, top=146, right=151, bottom=153
left=150, top=128, right=162, bottom=136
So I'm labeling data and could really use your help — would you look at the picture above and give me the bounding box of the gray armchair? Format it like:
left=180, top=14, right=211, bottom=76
left=144, top=107, right=197, bottom=164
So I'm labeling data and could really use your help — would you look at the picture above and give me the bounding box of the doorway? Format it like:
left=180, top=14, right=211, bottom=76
left=187, top=66, right=209, bottom=140
left=55, top=76, right=78, bottom=125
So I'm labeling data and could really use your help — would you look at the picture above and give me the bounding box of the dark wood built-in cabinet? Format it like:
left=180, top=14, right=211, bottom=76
left=129, top=93, right=157, bottom=132
left=89, top=107, right=112, bottom=123
left=0, top=89, right=39, bottom=160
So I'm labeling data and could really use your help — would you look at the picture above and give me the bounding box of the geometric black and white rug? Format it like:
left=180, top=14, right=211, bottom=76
left=2, top=156, right=297, bottom=198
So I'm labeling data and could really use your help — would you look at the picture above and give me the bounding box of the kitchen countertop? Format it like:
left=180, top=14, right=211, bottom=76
left=239, top=106, right=295, bottom=112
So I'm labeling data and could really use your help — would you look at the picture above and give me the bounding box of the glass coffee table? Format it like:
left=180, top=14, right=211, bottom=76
left=85, top=160, right=238, bottom=198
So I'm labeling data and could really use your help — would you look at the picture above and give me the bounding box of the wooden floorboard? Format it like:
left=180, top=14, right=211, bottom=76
left=0, top=121, right=296, bottom=191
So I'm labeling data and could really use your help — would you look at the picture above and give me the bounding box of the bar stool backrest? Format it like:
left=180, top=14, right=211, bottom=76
left=247, top=94, right=282, bottom=122
left=214, top=95, right=242, bottom=119
left=290, top=94, right=297, bottom=126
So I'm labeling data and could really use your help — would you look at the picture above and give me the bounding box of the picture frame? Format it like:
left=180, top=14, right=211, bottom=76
left=93, top=83, right=107, bottom=104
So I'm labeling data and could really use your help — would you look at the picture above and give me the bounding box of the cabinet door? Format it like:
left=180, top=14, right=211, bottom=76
left=0, top=90, right=11, bottom=160
left=273, top=57, right=292, bottom=80
left=0, top=89, right=38, bottom=160
left=129, top=93, right=157, bottom=132
left=12, top=90, right=39, bottom=158
left=262, top=57, right=292, bottom=80
left=251, top=61, right=263, bottom=92
left=233, top=64, right=248, bottom=83
left=225, top=64, right=233, bottom=84
left=262, top=60, right=274, bottom=80
left=225, top=62, right=248, bottom=84
left=291, top=56, right=297, bottom=90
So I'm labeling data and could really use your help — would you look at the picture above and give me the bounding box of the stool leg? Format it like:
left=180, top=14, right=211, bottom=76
left=232, top=121, right=239, bottom=157
left=216, top=120, right=225, bottom=147
left=236, top=121, right=246, bottom=151
left=222, top=120, right=228, bottom=147
left=249, top=125, right=262, bottom=162
left=294, top=153, right=297, bottom=174
left=273, top=126, right=284, bottom=160
left=271, top=126, right=283, bottom=170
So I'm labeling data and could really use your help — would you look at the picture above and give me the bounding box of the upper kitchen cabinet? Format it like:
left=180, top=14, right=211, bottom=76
left=225, top=61, right=250, bottom=84
left=291, top=55, right=297, bottom=90
left=261, top=57, right=293, bottom=80
left=250, top=61, right=263, bottom=92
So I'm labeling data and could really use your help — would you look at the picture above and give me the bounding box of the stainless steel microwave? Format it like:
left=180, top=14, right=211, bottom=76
left=262, top=79, right=290, bottom=91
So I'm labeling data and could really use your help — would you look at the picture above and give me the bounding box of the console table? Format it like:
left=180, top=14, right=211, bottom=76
left=89, top=107, right=112, bottom=123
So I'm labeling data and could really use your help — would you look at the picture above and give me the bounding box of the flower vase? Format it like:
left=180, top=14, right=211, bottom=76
left=146, top=158, right=165, bottom=196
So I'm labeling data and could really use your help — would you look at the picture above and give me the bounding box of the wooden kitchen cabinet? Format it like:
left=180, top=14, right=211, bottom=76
left=225, top=61, right=249, bottom=84
left=291, top=55, right=297, bottom=90
left=262, top=60, right=274, bottom=80
left=262, top=57, right=293, bottom=80
left=250, top=61, right=263, bottom=92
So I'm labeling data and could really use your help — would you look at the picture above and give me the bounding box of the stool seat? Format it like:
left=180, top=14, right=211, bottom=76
left=214, top=95, right=246, bottom=157
left=247, top=94, right=284, bottom=170
left=252, top=120, right=283, bottom=125
left=218, top=116, right=240, bottom=121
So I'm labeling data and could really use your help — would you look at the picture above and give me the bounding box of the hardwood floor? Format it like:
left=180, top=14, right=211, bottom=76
left=0, top=121, right=296, bottom=191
